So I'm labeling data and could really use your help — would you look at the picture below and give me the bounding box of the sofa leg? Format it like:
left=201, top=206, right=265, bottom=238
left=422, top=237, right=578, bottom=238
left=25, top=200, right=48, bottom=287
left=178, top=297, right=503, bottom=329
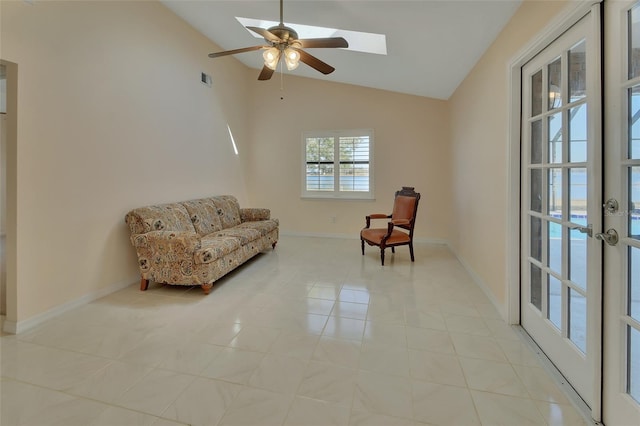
left=140, top=277, right=149, bottom=291
left=272, top=241, right=277, bottom=249
left=201, top=283, right=213, bottom=294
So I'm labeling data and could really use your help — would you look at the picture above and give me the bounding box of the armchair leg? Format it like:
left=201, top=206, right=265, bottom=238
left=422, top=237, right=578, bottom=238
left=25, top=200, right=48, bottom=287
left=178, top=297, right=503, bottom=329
left=201, top=283, right=213, bottom=294
left=409, top=243, right=415, bottom=262
left=361, top=239, right=365, bottom=255
left=380, top=248, right=385, bottom=266
left=140, top=277, right=149, bottom=291
left=391, top=247, right=395, bottom=253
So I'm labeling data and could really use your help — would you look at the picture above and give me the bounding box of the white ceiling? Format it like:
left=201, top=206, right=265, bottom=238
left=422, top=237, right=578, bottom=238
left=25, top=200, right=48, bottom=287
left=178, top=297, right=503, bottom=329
left=161, top=0, right=522, bottom=100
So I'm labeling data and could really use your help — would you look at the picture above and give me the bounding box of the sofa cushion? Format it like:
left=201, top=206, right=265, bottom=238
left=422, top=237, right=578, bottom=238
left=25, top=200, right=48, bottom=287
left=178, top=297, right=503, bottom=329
left=210, top=196, right=241, bottom=229
left=194, top=235, right=241, bottom=264
left=125, top=203, right=195, bottom=234
left=181, top=198, right=223, bottom=236
left=240, top=208, right=271, bottom=222
left=235, top=220, right=279, bottom=237
left=215, top=227, right=261, bottom=245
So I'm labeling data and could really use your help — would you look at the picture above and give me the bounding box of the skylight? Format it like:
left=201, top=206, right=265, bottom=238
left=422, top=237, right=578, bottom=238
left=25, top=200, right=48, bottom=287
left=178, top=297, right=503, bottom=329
left=236, top=17, right=387, bottom=55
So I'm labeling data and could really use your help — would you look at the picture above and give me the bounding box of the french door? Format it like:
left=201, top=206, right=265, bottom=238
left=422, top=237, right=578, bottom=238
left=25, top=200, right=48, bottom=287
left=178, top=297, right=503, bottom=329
left=603, top=0, right=640, bottom=423
left=521, top=9, right=602, bottom=409
left=521, top=2, right=640, bottom=423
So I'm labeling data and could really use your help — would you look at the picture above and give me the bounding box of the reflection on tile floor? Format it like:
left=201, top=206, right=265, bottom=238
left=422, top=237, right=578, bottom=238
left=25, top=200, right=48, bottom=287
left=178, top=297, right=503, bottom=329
left=1, top=236, right=589, bottom=425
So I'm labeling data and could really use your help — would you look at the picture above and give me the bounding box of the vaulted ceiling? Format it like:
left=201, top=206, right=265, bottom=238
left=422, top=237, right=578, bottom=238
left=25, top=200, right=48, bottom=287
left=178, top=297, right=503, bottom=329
left=162, top=0, right=523, bottom=99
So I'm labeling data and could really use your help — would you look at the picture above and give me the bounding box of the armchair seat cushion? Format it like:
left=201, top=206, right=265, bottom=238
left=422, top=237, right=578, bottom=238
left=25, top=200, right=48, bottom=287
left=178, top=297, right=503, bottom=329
left=361, top=228, right=411, bottom=245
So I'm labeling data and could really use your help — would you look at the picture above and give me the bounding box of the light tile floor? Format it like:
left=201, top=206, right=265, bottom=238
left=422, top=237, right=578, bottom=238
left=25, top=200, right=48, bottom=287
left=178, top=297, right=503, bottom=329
left=0, top=236, right=590, bottom=425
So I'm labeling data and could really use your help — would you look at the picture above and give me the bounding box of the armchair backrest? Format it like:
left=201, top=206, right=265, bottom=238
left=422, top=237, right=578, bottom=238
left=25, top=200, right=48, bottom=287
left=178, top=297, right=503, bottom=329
left=391, top=187, right=420, bottom=232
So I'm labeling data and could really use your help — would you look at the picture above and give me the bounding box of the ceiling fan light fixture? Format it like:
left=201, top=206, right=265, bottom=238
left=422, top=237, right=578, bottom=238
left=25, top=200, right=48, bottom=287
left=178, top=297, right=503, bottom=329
left=209, top=0, right=348, bottom=80
left=284, top=47, right=300, bottom=70
left=263, top=47, right=280, bottom=70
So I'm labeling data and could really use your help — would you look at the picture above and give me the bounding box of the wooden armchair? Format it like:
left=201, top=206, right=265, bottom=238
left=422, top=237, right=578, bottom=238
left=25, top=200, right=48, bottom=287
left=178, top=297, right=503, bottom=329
left=360, top=187, right=420, bottom=265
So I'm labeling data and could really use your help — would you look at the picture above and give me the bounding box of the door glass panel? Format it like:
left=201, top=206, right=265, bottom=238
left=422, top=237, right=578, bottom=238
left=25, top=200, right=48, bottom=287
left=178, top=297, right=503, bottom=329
left=569, top=40, right=587, bottom=102
left=570, top=168, right=587, bottom=220
left=531, top=169, right=542, bottom=212
left=531, top=263, right=542, bottom=310
left=548, top=168, right=562, bottom=216
left=569, top=105, right=587, bottom=162
left=532, top=69, right=543, bottom=116
left=548, top=275, right=562, bottom=330
left=549, top=113, right=563, bottom=163
left=570, top=228, right=587, bottom=290
left=631, top=167, right=640, bottom=239
left=569, top=289, right=587, bottom=353
left=531, top=120, right=543, bottom=164
left=548, top=57, right=562, bottom=110
left=630, top=85, right=640, bottom=159
left=531, top=216, right=542, bottom=261
left=548, top=222, right=562, bottom=274
left=629, top=326, right=640, bottom=403
left=629, top=3, right=640, bottom=79
left=631, top=247, right=640, bottom=321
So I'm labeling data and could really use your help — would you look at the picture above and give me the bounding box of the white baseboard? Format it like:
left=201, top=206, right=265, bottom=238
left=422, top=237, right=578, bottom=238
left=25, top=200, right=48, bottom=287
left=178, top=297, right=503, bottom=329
left=447, top=243, right=507, bottom=321
left=2, top=276, right=138, bottom=335
left=280, top=230, right=449, bottom=246
left=280, top=231, right=359, bottom=240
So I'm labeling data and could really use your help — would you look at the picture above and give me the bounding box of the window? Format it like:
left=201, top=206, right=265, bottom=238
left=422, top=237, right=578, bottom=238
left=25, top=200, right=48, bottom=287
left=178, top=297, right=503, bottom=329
left=302, top=129, right=374, bottom=199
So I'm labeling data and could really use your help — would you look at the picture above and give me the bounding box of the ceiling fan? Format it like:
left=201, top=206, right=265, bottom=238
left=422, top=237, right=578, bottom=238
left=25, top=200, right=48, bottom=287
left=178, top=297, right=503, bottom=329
left=208, top=0, right=348, bottom=81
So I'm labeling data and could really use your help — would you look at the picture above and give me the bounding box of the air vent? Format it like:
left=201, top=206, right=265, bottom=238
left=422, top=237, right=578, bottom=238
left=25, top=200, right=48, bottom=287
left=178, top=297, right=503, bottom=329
left=201, top=72, right=212, bottom=87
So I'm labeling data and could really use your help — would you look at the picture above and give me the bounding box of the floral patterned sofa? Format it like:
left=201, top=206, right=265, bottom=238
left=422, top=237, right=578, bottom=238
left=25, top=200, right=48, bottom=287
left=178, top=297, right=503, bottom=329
left=125, top=195, right=278, bottom=294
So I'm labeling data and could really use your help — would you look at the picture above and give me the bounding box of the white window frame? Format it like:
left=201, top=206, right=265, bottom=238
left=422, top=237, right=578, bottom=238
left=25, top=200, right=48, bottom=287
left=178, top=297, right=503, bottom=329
left=301, top=129, right=374, bottom=200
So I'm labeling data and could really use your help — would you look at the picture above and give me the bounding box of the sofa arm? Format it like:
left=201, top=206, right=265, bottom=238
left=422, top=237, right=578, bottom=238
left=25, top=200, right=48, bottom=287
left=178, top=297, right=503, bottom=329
left=130, top=231, right=202, bottom=252
left=240, top=208, right=271, bottom=222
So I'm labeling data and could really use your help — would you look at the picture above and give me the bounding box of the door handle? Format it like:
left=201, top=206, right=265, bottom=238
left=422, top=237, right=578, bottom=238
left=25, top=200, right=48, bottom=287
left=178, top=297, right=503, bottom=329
left=595, top=229, right=619, bottom=246
left=570, top=224, right=592, bottom=237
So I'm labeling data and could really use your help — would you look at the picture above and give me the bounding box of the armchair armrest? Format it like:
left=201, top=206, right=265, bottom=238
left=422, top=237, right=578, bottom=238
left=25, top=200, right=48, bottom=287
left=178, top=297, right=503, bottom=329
left=369, top=214, right=390, bottom=219
left=391, top=219, right=410, bottom=226
left=240, top=208, right=271, bottom=222
left=130, top=231, right=202, bottom=252
left=365, top=213, right=391, bottom=228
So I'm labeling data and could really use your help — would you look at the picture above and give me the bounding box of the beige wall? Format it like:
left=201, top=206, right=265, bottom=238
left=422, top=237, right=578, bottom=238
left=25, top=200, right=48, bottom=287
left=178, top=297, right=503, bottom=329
left=1, top=0, right=576, bottom=327
left=448, top=0, right=569, bottom=309
left=1, top=0, right=252, bottom=323
left=245, top=76, right=452, bottom=242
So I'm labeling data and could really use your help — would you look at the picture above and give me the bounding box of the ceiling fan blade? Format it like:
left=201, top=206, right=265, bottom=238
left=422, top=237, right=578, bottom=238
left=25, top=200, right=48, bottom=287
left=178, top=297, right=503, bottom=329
left=208, top=45, right=264, bottom=58
left=246, top=26, right=282, bottom=43
left=296, top=49, right=335, bottom=75
left=297, top=37, right=349, bottom=49
left=258, top=65, right=275, bottom=81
